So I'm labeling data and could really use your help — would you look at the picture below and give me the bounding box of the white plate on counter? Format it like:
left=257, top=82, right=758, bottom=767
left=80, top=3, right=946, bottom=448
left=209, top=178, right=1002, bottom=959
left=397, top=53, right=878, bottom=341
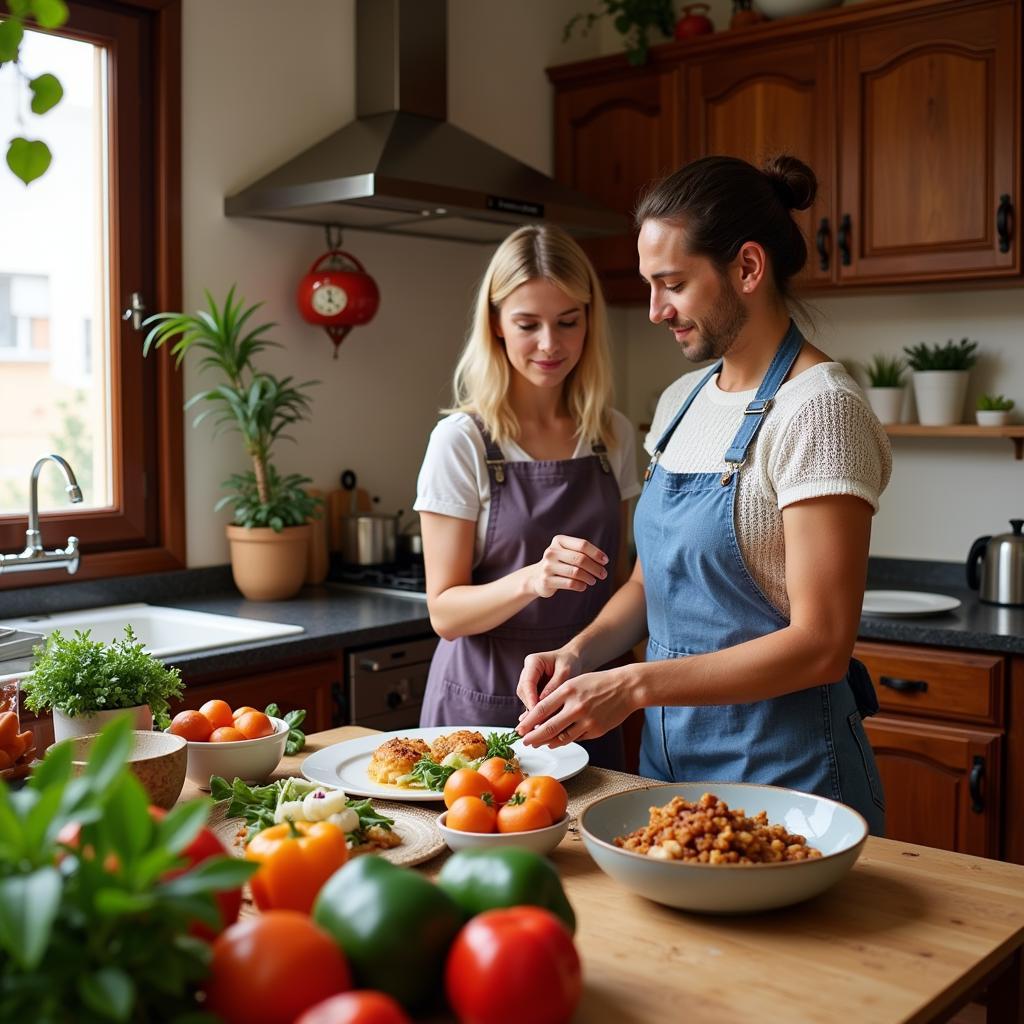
left=300, top=725, right=589, bottom=801
left=862, top=590, right=961, bottom=617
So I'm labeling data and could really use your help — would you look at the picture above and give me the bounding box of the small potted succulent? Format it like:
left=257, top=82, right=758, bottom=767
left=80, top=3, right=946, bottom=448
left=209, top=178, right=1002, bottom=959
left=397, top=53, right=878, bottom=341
left=903, top=338, right=979, bottom=426
left=22, top=625, right=184, bottom=742
left=976, top=393, right=1015, bottom=427
left=862, top=354, right=906, bottom=425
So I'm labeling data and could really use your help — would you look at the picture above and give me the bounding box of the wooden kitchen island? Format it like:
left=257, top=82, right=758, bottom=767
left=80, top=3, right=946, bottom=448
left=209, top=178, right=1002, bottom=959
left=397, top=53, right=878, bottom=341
left=182, top=726, right=1024, bottom=1024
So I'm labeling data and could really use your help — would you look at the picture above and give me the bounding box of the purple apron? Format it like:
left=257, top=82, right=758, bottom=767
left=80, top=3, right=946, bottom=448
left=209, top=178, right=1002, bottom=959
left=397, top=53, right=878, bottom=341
left=420, top=415, right=625, bottom=769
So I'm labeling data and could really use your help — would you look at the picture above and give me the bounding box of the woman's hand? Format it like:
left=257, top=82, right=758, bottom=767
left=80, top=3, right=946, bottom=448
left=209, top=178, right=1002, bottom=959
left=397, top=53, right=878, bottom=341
left=528, top=535, right=608, bottom=599
left=516, top=646, right=583, bottom=712
left=516, top=665, right=638, bottom=749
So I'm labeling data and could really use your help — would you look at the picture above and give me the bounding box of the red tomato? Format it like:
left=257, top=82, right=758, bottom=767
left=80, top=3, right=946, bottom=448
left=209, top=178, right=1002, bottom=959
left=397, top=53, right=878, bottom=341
left=446, top=907, right=581, bottom=1024
left=205, top=911, right=351, bottom=1024
left=295, top=991, right=412, bottom=1024
left=149, top=807, right=241, bottom=939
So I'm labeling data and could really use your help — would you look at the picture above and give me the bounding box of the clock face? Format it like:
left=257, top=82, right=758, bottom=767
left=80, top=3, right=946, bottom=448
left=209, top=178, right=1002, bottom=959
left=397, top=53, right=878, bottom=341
left=311, top=283, right=348, bottom=317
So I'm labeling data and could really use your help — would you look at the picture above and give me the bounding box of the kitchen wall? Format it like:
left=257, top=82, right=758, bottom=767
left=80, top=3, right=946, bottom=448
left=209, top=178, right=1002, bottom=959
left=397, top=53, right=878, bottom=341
left=182, top=0, right=1020, bottom=569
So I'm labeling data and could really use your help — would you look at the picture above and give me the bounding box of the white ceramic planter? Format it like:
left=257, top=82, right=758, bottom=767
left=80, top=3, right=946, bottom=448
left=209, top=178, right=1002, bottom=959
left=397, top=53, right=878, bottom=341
left=865, top=386, right=905, bottom=425
left=52, top=704, right=152, bottom=742
left=911, top=370, right=969, bottom=426
left=976, top=410, right=1011, bottom=427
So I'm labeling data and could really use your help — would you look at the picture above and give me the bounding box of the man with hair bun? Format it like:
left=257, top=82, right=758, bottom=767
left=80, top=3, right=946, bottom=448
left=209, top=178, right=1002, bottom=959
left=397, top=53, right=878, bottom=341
left=516, top=155, right=890, bottom=834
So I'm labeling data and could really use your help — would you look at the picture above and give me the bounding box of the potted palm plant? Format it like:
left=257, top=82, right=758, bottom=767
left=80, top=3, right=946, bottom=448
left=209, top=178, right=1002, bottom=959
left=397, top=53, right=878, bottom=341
left=903, top=338, right=978, bottom=426
left=862, top=354, right=906, bottom=425
left=143, top=288, right=322, bottom=601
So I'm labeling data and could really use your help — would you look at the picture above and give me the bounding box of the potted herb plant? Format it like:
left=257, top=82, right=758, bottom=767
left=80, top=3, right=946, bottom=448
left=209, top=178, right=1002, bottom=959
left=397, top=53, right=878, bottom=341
left=22, top=625, right=184, bottom=741
left=143, top=288, right=322, bottom=601
left=564, top=0, right=675, bottom=66
left=862, top=354, right=906, bottom=425
left=903, top=338, right=979, bottom=426
left=976, top=393, right=1015, bottom=427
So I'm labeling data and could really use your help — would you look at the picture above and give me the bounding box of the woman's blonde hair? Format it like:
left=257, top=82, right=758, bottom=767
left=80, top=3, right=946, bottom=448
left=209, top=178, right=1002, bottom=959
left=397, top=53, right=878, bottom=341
left=446, top=224, right=615, bottom=448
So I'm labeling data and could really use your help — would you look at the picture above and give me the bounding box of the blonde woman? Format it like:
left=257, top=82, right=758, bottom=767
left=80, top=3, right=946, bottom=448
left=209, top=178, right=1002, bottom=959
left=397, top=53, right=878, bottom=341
left=414, top=225, right=640, bottom=768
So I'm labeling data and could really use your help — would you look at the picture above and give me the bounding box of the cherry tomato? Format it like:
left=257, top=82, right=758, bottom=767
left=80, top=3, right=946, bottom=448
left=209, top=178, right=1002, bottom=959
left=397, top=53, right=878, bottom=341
left=446, top=795, right=497, bottom=833
left=445, top=907, right=582, bottom=1024
left=496, top=793, right=553, bottom=833
left=514, top=776, right=568, bottom=821
left=295, top=991, right=412, bottom=1024
left=205, top=911, right=351, bottom=1024
left=477, top=757, right=524, bottom=804
left=200, top=698, right=235, bottom=730
left=443, top=768, right=494, bottom=809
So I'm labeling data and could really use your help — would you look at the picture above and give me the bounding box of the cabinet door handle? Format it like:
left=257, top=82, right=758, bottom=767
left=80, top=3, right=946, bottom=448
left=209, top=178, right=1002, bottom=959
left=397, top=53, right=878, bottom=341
left=837, top=214, right=852, bottom=266
left=816, top=217, right=830, bottom=271
left=997, top=194, right=1013, bottom=254
left=879, top=676, right=928, bottom=694
left=969, top=755, right=985, bottom=813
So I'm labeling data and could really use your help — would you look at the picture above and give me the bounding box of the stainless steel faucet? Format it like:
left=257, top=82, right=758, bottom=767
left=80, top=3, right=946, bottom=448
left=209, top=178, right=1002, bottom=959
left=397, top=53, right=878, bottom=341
left=0, top=455, right=84, bottom=575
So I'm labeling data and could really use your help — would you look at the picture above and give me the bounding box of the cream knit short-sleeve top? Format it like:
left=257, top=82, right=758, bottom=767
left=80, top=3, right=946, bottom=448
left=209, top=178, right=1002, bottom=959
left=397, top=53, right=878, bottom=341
left=644, top=361, right=892, bottom=618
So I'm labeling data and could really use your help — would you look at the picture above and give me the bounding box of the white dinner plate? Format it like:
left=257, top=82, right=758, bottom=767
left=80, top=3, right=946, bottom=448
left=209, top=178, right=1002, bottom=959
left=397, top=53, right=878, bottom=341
left=301, top=725, right=590, bottom=801
left=862, top=590, right=961, bottom=617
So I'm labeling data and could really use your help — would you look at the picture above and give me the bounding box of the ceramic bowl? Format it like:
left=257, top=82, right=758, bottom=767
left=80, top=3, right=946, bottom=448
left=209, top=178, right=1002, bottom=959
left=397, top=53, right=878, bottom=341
left=580, top=782, right=868, bottom=914
left=179, top=716, right=289, bottom=790
left=63, top=729, right=187, bottom=809
left=437, top=811, right=569, bottom=856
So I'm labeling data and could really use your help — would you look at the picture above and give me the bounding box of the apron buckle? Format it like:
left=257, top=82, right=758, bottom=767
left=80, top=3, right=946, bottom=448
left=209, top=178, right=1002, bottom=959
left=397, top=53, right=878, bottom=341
left=486, top=458, right=506, bottom=484
left=720, top=459, right=743, bottom=485
left=591, top=442, right=612, bottom=474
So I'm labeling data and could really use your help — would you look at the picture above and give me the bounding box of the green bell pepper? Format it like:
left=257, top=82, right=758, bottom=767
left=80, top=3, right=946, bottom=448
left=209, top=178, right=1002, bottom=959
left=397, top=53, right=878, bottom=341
left=312, top=855, right=462, bottom=1011
left=437, top=847, right=576, bottom=935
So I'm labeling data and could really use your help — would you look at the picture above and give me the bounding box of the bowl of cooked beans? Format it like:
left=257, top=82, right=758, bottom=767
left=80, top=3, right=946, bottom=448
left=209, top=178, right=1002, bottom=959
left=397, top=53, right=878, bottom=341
left=579, top=783, right=869, bottom=914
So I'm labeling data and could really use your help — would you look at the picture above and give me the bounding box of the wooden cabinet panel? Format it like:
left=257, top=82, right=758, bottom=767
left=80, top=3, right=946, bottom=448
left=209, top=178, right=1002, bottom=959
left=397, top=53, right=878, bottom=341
left=854, top=641, right=1003, bottom=725
left=686, top=38, right=835, bottom=285
left=864, top=715, right=1001, bottom=858
left=838, top=1, right=1018, bottom=281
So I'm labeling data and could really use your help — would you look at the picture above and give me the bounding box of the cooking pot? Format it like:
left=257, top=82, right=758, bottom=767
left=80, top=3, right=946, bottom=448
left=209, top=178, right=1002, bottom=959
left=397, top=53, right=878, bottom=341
left=340, top=513, right=397, bottom=565
left=397, top=515, right=423, bottom=561
left=967, top=519, right=1024, bottom=606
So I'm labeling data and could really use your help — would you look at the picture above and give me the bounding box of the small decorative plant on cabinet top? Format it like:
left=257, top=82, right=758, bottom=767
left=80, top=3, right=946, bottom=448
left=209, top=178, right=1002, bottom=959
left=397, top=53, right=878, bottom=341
left=563, top=0, right=675, bottom=66
left=142, top=288, right=322, bottom=601
left=903, top=338, right=979, bottom=427
left=862, top=354, right=906, bottom=426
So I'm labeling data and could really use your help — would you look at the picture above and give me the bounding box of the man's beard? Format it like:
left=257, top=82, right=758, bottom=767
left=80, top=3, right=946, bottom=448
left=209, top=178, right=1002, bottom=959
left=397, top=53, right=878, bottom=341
left=672, top=275, right=748, bottom=363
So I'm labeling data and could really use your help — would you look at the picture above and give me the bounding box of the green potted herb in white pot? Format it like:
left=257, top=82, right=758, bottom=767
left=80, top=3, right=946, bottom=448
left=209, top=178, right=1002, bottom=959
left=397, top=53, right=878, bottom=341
left=862, top=354, right=906, bottom=425
left=976, top=393, right=1015, bottom=427
left=22, top=625, right=184, bottom=742
left=903, top=338, right=978, bottom=426
left=142, top=288, right=322, bottom=601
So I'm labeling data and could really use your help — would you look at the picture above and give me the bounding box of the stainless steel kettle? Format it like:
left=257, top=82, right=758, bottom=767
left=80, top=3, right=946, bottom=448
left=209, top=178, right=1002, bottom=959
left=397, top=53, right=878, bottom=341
left=967, top=519, right=1024, bottom=606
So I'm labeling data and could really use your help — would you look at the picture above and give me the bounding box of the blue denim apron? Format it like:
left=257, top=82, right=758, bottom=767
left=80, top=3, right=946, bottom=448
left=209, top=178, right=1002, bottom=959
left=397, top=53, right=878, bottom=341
left=634, top=321, right=886, bottom=835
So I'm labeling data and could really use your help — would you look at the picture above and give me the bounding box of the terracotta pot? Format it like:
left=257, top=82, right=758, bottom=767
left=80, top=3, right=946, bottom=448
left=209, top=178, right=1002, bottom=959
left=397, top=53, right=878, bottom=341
left=226, top=524, right=311, bottom=601
left=52, top=704, right=153, bottom=743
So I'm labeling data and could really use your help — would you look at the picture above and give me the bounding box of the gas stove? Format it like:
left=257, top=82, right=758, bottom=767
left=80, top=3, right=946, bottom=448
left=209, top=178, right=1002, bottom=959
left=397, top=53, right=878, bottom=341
left=331, top=559, right=428, bottom=600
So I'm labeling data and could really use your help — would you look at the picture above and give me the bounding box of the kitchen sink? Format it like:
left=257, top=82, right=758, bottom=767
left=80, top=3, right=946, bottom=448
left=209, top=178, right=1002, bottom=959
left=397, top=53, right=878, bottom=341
left=0, top=603, right=304, bottom=662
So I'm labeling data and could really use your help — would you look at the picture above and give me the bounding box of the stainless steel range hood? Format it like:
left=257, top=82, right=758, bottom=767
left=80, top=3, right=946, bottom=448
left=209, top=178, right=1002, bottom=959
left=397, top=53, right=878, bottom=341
left=224, top=0, right=626, bottom=244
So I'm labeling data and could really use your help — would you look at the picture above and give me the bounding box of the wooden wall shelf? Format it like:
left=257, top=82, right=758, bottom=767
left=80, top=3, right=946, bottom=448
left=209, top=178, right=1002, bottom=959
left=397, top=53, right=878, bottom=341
left=885, top=424, right=1024, bottom=459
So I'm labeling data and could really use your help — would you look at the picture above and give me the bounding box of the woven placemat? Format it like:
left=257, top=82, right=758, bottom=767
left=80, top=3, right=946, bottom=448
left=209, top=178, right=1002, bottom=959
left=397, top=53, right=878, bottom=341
left=563, top=766, right=660, bottom=823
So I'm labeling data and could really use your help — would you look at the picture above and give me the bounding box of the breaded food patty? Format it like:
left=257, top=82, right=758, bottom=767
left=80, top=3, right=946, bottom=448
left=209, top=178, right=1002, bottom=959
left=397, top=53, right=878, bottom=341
left=368, top=736, right=431, bottom=784
left=430, top=729, right=487, bottom=764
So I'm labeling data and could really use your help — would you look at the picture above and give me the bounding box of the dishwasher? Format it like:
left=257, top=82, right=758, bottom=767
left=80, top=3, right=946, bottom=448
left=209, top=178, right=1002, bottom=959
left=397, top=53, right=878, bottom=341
left=345, top=636, right=437, bottom=729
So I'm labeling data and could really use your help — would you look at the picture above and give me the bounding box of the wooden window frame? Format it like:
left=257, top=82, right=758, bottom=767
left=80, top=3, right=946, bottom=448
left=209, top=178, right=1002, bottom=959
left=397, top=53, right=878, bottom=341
left=0, top=0, right=184, bottom=588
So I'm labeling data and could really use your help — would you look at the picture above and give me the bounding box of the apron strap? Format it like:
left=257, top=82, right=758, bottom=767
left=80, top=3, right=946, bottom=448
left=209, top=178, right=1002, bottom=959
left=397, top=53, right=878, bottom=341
left=468, top=413, right=507, bottom=485
left=644, top=360, right=722, bottom=482
left=590, top=440, right=611, bottom=473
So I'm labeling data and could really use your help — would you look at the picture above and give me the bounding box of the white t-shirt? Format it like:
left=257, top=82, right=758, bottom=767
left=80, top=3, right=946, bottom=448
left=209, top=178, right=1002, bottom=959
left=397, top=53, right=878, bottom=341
left=415, top=409, right=642, bottom=566
left=644, top=362, right=892, bottom=618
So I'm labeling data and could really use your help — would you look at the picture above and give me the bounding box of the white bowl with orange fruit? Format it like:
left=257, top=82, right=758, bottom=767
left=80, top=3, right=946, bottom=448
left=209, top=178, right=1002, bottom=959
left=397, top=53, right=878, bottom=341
left=167, top=700, right=288, bottom=790
left=436, top=759, right=571, bottom=856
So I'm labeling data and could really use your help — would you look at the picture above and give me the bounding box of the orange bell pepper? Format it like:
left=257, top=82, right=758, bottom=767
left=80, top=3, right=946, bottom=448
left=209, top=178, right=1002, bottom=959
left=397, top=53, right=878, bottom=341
left=245, top=820, right=348, bottom=914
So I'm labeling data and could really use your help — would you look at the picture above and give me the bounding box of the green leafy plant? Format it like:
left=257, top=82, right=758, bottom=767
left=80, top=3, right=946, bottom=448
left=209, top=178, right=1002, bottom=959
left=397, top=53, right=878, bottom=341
left=142, top=287, right=323, bottom=532
left=903, top=338, right=979, bottom=372
left=1, top=0, right=68, bottom=184
left=564, top=0, right=674, bottom=66
left=977, top=393, right=1015, bottom=412
left=264, top=701, right=306, bottom=755
left=863, top=354, right=906, bottom=388
left=22, top=625, right=184, bottom=730
left=0, top=715, right=257, bottom=1022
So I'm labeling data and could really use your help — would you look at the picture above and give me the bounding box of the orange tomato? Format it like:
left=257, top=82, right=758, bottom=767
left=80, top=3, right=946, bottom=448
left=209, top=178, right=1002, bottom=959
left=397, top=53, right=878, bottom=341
left=200, top=699, right=235, bottom=731
left=232, top=705, right=259, bottom=720
left=477, top=757, right=524, bottom=804
left=235, top=710, right=274, bottom=740
left=0, top=711, right=18, bottom=748
left=0, top=749, right=12, bottom=771
left=5, top=730, right=33, bottom=762
left=443, top=768, right=494, bottom=809
left=446, top=795, right=497, bottom=834
left=513, top=776, right=567, bottom=822
left=496, top=793, right=553, bottom=833
left=210, top=726, right=247, bottom=743
left=169, top=709, right=213, bottom=742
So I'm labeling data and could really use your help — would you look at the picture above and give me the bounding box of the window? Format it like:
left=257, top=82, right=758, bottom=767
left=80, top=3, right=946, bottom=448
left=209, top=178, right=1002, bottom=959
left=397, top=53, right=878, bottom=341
left=0, top=0, right=184, bottom=585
